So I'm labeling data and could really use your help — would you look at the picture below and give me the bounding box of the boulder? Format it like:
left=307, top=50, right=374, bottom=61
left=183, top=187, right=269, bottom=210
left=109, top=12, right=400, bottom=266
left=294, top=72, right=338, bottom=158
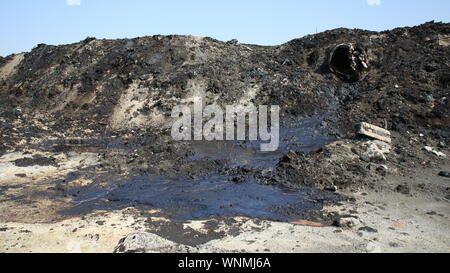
left=114, top=233, right=197, bottom=253
left=358, top=140, right=391, bottom=162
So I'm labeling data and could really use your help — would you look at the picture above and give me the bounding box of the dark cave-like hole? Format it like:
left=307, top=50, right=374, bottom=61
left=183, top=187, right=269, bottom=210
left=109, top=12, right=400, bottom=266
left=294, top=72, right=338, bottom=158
left=330, top=45, right=352, bottom=74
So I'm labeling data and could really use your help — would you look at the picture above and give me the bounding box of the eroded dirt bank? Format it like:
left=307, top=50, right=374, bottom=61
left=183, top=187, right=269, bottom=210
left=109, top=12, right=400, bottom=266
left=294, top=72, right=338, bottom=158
left=0, top=21, right=449, bottom=252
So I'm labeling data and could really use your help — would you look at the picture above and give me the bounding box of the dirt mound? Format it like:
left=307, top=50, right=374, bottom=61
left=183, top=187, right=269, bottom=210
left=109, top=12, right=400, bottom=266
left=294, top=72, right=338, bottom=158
left=1, top=22, right=449, bottom=130
left=0, top=21, right=449, bottom=192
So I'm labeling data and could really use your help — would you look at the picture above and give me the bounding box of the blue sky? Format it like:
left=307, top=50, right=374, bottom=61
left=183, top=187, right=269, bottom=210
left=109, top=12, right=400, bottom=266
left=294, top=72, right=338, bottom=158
left=0, top=0, right=449, bottom=56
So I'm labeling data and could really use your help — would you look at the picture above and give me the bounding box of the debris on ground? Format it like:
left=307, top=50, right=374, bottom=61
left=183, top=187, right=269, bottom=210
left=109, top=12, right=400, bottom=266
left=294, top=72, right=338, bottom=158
left=424, top=146, right=447, bottom=157
left=114, top=233, right=200, bottom=253
left=335, top=216, right=361, bottom=228
left=358, top=140, right=391, bottom=163
left=290, top=220, right=325, bottom=227
left=357, top=122, right=391, bottom=144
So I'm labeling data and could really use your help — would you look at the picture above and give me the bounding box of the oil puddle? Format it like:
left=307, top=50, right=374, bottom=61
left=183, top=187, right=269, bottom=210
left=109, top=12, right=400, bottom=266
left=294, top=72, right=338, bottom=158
left=55, top=115, right=339, bottom=221
left=188, top=115, right=335, bottom=168
left=60, top=175, right=338, bottom=222
left=35, top=137, right=141, bottom=153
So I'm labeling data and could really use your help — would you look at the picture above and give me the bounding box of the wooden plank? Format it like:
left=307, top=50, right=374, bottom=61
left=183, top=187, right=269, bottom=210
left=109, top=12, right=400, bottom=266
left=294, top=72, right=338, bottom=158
left=357, top=122, right=391, bottom=143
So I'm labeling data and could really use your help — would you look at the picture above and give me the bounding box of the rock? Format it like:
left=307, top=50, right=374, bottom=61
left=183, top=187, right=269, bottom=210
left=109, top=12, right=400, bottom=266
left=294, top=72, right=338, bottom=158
left=438, top=171, right=450, bottom=178
left=395, top=184, right=411, bottom=195
left=424, top=146, right=447, bottom=157
left=359, top=140, right=391, bottom=162
left=375, top=165, right=388, bottom=176
left=357, top=122, right=391, bottom=144
left=231, top=175, right=247, bottom=184
left=336, top=217, right=360, bottom=228
left=324, top=185, right=338, bottom=192
left=114, top=233, right=224, bottom=253
left=226, top=39, right=239, bottom=45
left=359, top=226, right=378, bottom=233
left=114, top=233, right=197, bottom=253
left=389, top=242, right=401, bottom=248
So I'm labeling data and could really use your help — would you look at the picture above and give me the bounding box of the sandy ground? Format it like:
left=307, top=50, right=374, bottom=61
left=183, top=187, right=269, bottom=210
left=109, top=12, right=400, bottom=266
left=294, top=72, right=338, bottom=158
left=0, top=54, right=24, bottom=81
left=203, top=188, right=450, bottom=253
left=1, top=158, right=448, bottom=253
left=1, top=189, right=449, bottom=253
left=0, top=208, right=147, bottom=253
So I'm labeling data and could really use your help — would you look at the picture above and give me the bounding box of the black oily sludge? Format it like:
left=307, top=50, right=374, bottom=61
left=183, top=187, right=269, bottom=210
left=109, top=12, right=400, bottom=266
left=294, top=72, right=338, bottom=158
left=59, top=174, right=340, bottom=222
left=54, top=118, right=339, bottom=221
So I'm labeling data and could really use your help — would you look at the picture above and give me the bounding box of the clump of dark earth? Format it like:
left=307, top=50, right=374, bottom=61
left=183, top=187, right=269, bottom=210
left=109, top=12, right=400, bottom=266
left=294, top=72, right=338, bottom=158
left=14, top=156, right=59, bottom=167
left=359, top=226, right=378, bottom=233
left=396, top=184, right=411, bottom=195
left=1, top=21, right=449, bottom=221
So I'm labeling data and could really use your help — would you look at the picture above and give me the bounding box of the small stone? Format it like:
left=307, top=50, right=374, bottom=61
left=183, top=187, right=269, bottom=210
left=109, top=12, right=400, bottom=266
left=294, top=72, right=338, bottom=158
left=424, top=146, right=447, bottom=157
left=396, top=184, right=411, bottom=195
left=359, top=226, right=378, bottom=233
left=231, top=176, right=246, bottom=184
left=389, top=242, right=400, bottom=248
left=337, top=217, right=360, bottom=228
left=324, top=185, right=338, bottom=192
left=376, top=165, right=388, bottom=176
left=438, top=171, right=450, bottom=178
left=226, top=39, right=239, bottom=45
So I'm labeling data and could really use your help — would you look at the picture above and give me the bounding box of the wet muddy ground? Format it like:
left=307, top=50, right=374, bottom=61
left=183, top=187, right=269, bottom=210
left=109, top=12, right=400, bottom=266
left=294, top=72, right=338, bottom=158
left=7, top=116, right=339, bottom=223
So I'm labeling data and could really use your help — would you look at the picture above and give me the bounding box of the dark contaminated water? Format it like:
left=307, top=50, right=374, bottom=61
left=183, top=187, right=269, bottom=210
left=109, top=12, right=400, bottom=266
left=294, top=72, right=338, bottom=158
left=56, top=116, right=339, bottom=221
left=188, top=116, right=334, bottom=167
left=61, top=175, right=335, bottom=221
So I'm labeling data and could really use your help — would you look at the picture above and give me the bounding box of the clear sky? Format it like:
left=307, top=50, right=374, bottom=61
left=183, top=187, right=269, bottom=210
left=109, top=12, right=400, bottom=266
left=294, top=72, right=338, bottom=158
left=0, top=0, right=449, bottom=56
